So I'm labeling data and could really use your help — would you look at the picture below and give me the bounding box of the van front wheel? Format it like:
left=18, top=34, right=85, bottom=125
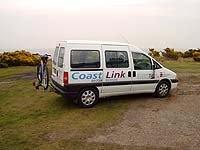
left=155, top=81, right=170, bottom=98
left=78, top=88, right=98, bottom=108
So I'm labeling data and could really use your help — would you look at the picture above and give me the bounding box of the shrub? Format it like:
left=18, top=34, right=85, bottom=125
left=0, top=61, right=8, bottom=68
left=183, top=49, right=195, bottom=58
left=149, top=48, right=160, bottom=58
left=0, top=50, right=40, bottom=68
left=193, top=52, right=200, bottom=62
left=183, top=48, right=200, bottom=58
left=162, top=48, right=183, bottom=60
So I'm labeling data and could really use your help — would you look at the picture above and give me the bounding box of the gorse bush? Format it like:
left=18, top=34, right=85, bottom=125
left=183, top=49, right=195, bottom=58
left=148, top=47, right=200, bottom=62
left=193, top=51, right=200, bottom=62
left=0, top=50, right=40, bottom=68
left=183, top=49, right=200, bottom=62
left=162, top=48, right=183, bottom=60
left=149, top=48, right=160, bottom=58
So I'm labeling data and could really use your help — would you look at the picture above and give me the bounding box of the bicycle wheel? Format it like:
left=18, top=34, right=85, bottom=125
left=42, top=66, right=49, bottom=90
left=37, top=63, right=42, bottom=84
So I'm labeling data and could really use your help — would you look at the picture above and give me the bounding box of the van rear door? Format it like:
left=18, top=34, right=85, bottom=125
left=52, top=42, right=66, bottom=86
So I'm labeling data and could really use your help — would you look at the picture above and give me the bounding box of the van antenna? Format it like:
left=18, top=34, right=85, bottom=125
left=120, top=34, right=130, bottom=44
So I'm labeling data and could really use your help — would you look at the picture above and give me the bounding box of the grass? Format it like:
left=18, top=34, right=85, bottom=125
left=0, top=70, right=129, bottom=149
left=161, top=59, right=200, bottom=73
left=0, top=59, right=200, bottom=149
left=0, top=66, right=35, bottom=80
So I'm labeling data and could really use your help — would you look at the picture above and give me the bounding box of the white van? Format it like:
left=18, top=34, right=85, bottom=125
left=51, top=40, right=178, bottom=107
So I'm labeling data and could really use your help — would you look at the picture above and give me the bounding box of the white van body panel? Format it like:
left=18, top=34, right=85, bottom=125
left=51, top=40, right=178, bottom=100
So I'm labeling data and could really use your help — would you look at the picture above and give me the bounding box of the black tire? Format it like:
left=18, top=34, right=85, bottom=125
left=155, top=81, right=171, bottom=98
left=37, top=64, right=42, bottom=84
left=43, top=66, right=49, bottom=90
left=78, top=88, right=98, bottom=108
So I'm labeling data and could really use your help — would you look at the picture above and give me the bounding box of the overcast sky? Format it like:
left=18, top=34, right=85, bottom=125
left=0, top=0, right=200, bottom=50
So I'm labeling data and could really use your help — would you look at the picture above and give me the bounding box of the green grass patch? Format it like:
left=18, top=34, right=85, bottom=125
left=0, top=66, right=35, bottom=79
left=161, top=60, right=200, bottom=73
left=0, top=75, right=129, bottom=149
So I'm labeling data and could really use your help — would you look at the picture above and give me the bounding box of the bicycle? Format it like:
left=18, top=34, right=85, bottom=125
left=33, top=54, right=51, bottom=90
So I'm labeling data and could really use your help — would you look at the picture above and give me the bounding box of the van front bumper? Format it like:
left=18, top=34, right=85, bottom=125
left=170, top=79, right=178, bottom=90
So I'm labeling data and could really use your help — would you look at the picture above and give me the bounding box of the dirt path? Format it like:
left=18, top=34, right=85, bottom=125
left=0, top=72, right=36, bottom=86
left=0, top=72, right=35, bottom=82
left=88, top=73, right=200, bottom=150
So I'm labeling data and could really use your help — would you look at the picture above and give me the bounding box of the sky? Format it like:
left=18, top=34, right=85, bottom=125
left=0, top=0, right=200, bottom=51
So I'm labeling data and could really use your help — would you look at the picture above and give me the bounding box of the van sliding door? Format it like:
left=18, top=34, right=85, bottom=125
left=102, top=45, right=132, bottom=96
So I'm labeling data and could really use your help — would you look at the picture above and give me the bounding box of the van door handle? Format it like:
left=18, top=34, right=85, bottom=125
left=128, top=71, right=131, bottom=77
left=133, top=71, right=136, bottom=77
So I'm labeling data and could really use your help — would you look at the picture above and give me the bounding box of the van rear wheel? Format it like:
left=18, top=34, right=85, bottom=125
left=78, top=88, right=98, bottom=108
left=155, top=81, right=170, bottom=98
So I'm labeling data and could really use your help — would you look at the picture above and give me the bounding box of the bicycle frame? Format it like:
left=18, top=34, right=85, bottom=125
left=34, top=54, right=50, bottom=90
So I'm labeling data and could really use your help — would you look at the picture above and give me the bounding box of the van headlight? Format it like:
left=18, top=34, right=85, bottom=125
left=175, top=75, right=178, bottom=80
left=174, top=75, right=178, bottom=83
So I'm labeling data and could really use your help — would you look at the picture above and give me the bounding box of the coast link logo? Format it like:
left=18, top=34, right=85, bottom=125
left=72, top=72, right=102, bottom=80
left=106, top=71, right=125, bottom=78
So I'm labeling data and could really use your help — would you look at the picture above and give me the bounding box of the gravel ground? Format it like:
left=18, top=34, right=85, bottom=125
left=88, top=73, right=200, bottom=150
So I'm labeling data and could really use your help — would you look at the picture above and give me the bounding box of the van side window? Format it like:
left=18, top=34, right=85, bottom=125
left=71, top=50, right=100, bottom=68
left=53, top=46, right=59, bottom=65
left=105, top=51, right=129, bottom=68
left=132, top=52, right=152, bottom=70
left=153, top=60, right=162, bottom=69
left=58, top=47, right=65, bottom=68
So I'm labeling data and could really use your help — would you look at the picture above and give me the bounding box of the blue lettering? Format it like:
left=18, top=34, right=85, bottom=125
left=93, top=74, right=97, bottom=79
left=72, top=72, right=79, bottom=80
left=71, top=72, right=102, bottom=80
left=98, top=72, right=102, bottom=79
left=86, top=74, right=92, bottom=79
left=80, top=74, right=86, bottom=79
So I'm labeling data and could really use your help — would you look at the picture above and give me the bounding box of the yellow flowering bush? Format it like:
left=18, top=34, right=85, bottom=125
left=149, top=48, right=160, bottom=58
left=162, top=48, right=183, bottom=60
left=0, top=50, right=40, bottom=68
left=193, top=51, right=200, bottom=62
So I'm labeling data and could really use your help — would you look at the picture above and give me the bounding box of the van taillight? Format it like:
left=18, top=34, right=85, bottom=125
left=63, top=72, right=68, bottom=85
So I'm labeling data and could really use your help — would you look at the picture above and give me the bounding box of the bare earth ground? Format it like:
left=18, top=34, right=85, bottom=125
left=88, top=73, right=200, bottom=150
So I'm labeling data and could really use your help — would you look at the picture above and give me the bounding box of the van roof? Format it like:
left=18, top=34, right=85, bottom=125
left=58, top=40, right=145, bottom=54
left=59, top=40, right=130, bottom=46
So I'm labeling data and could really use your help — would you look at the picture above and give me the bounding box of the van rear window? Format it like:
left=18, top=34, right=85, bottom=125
left=58, top=47, right=65, bottom=68
left=53, top=47, right=59, bottom=65
left=71, top=50, right=100, bottom=68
